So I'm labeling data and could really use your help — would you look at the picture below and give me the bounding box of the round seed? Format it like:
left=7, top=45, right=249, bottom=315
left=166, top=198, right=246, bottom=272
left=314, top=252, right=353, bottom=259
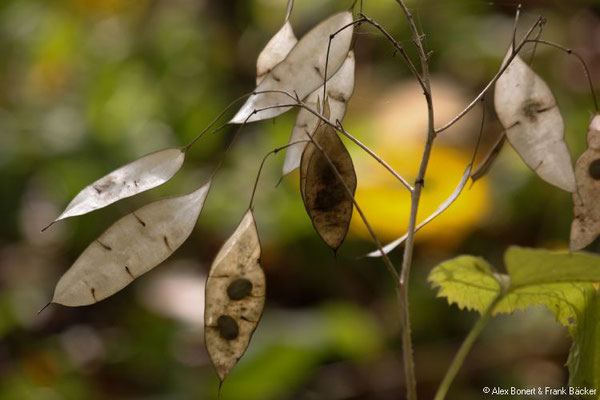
left=227, top=278, right=253, bottom=300
left=589, top=159, right=600, bottom=180
left=217, top=315, right=239, bottom=340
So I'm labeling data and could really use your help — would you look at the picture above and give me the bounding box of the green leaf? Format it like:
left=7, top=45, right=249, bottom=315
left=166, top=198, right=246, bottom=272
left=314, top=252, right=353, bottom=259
left=505, top=247, right=600, bottom=287
left=567, top=288, right=600, bottom=392
left=428, top=255, right=502, bottom=313
left=429, top=246, right=600, bottom=397
left=429, top=247, right=600, bottom=323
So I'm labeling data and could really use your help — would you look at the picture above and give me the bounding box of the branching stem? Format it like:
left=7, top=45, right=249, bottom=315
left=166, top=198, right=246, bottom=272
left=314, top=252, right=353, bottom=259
left=252, top=89, right=414, bottom=191
left=393, top=1, right=436, bottom=398
left=249, top=140, right=311, bottom=210
left=524, top=39, right=599, bottom=112
left=435, top=16, right=545, bottom=134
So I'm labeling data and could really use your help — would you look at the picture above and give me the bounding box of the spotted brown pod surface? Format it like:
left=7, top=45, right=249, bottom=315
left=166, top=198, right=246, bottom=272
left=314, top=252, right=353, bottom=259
left=571, top=115, right=600, bottom=250
left=300, top=122, right=357, bottom=250
left=204, top=210, right=265, bottom=381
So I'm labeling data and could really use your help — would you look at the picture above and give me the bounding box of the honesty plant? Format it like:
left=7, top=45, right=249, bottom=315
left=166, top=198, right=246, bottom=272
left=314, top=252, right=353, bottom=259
left=41, top=1, right=600, bottom=399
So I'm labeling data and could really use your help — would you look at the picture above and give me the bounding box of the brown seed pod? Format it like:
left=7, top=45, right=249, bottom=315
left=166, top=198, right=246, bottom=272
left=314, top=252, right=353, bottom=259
left=204, top=210, right=265, bottom=381
left=571, top=115, right=600, bottom=250
left=300, top=122, right=357, bottom=250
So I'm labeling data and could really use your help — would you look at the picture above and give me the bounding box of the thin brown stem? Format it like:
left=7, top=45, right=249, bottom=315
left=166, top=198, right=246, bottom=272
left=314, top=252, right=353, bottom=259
left=511, top=4, right=522, bottom=52
left=252, top=89, right=414, bottom=191
left=322, top=18, right=366, bottom=110
left=393, top=1, right=435, bottom=399
left=435, top=16, right=544, bottom=134
left=305, top=127, right=400, bottom=282
left=245, top=101, right=400, bottom=281
left=524, top=39, right=599, bottom=112
left=358, top=13, right=426, bottom=93
left=185, top=92, right=252, bottom=151
left=249, top=140, right=310, bottom=210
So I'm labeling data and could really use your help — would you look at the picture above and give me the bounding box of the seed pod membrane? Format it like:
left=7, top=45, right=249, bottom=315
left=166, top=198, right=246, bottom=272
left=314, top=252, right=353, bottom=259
left=52, top=182, right=211, bottom=306
left=230, top=12, right=354, bottom=124
left=494, top=50, right=575, bottom=192
left=571, top=115, right=600, bottom=250
left=256, top=21, right=298, bottom=85
left=47, top=148, right=186, bottom=228
left=300, top=123, right=356, bottom=250
left=205, top=210, right=265, bottom=381
left=283, top=51, right=355, bottom=176
left=471, top=134, right=506, bottom=182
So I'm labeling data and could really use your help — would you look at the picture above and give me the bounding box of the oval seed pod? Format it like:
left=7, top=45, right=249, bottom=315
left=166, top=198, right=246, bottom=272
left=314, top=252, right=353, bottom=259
left=300, top=122, right=356, bottom=250
left=205, top=210, right=265, bottom=382
left=52, top=181, right=211, bottom=306
left=230, top=11, right=354, bottom=124
left=45, top=147, right=186, bottom=230
left=283, top=51, right=356, bottom=176
left=256, top=21, right=298, bottom=85
left=571, top=114, right=600, bottom=250
left=494, top=50, right=575, bottom=192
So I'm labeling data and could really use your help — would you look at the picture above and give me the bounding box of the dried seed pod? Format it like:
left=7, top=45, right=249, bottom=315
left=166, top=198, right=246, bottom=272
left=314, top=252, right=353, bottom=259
left=471, top=134, right=506, bottom=182
left=256, top=21, right=298, bottom=85
left=571, top=115, right=600, bottom=250
left=205, top=210, right=265, bottom=381
left=494, top=50, right=575, bottom=192
left=46, top=147, right=186, bottom=229
left=283, top=51, right=355, bottom=176
left=300, top=123, right=356, bottom=250
left=230, top=11, right=353, bottom=124
left=52, top=182, right=211, bottom=306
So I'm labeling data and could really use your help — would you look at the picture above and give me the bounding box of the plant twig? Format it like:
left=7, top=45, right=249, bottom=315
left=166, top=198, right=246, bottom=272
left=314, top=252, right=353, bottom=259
left=358, top=13, right=426, bottom=92
left=244, top=102, right=401, bottom=282
left=524, top=39, right=599, bottom=112
left=322, top=18, right=366, bottom=110
left=185, top=92, right=252, bottom=151
left=433, top=296, right=501, bottom=400
left=435, top=16, right=545, bottom=134
left=249, top=140, right=311, bottom=210
left=252, top=89, right=414, bottom=191
left=394, top=1, right=435, bottom=398
left=304, top=124, right=401, bottom=282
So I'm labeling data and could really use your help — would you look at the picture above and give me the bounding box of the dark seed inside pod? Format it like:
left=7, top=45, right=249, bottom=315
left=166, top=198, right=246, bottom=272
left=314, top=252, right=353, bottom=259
left=217, top=315, right=239, bottom=340
left=589, top=159, right=600, bottom=180
left=227, top=278, right=253, bottom=300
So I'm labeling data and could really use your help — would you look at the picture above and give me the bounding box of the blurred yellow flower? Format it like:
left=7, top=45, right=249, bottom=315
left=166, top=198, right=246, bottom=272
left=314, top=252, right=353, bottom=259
left=347, top=79, right=491, bottom=249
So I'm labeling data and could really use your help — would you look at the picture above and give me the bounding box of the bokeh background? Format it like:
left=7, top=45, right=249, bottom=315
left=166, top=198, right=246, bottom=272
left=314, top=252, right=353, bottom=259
left=1, top=0, right=600, bottom=399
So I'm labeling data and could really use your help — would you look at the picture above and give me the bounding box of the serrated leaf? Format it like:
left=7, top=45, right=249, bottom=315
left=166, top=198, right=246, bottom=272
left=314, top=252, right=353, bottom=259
left=571, top=114, right=600, bottom=250
left=366, top=164, right=472, bottom=257
left=430, top=247, right=600, bottom=323
left=205, top=210, right=265, bottom=382
left=300, top=122, right=356, bottom=250
left=256, top=21, right=298, bottom=85
left=282, top=51, right=355, bottom=176
left=230, top=11, right=354, bottom=124
left=428, top=255, right=502, bottom=313
left=431, top=248, right=600, bottom=397
left=51, top=182, right=211, bottom=306
left=494, top=50, right=576, bottom=192
left=47, top=147, right=186, bottom=228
